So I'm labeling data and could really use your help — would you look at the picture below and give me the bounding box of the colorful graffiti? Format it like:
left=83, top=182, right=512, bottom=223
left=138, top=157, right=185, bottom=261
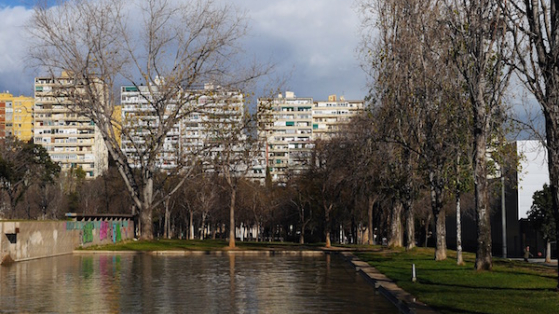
left=65, top=220, right=132, bottom=246
left=83, top=222, right=94, bottom=243
left=100, top=221, right=109, bottom=240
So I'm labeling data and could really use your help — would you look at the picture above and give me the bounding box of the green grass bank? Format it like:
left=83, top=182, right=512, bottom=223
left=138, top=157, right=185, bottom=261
left=356, top=247, right=559, bottom=314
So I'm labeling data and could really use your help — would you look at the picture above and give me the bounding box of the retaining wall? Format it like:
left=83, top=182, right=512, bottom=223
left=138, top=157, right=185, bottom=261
left=0, top=219, right=134, bottom=264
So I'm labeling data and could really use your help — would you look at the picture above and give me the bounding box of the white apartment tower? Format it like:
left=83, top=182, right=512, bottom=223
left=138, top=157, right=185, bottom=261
left=258, top=92, right=364, bottom=182
left=258, top=91, right=314, bottom=181
left=120, top=82, right=254, bottom=174
left=313, top=95, right=364, bottom=139
left=34, top=75, right=108, bottom=178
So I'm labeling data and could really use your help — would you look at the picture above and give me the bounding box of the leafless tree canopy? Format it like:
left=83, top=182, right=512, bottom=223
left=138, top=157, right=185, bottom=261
left=27, top=0, right=269, bottom=239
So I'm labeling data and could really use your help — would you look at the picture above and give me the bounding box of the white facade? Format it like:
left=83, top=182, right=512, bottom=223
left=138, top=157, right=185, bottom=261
left=258, top=92, right=364, bottom=182
left=517, top=140, right=549, bottom=219
left=120, top=82, right=261, bottom=178
left=313, top=95, right=364, bottom=139
left=258, top=92, right=315, bottom=181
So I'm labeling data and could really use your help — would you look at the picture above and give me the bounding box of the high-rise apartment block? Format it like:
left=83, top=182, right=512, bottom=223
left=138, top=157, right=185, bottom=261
left=34, top=74, right=108, bottom=178
left=120, top=81, right=252, bottom=173
left=0, top=93, right=34, bottom=142
left=258, top=92, right=364, bottom=182
left=313, top=94, right=364, bottom=139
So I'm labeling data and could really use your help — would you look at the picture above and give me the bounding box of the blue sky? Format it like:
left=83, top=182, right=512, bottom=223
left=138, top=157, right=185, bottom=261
left=0, top=0, right=369, bottom=101
left=0, top=0, right=33, bottom=8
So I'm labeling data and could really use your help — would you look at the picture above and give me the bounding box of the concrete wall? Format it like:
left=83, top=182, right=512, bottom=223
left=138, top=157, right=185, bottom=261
left=0, top=219, right=134, bottom=264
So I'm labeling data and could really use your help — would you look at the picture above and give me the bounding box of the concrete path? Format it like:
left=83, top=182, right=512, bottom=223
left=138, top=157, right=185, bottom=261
left=508, top=257, right=558, bottom=267
left=339, top=252, right=439, bottom=314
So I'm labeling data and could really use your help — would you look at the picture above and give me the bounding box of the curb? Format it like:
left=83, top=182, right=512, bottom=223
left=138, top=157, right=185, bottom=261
left=340, top=252, right=439, bottom=314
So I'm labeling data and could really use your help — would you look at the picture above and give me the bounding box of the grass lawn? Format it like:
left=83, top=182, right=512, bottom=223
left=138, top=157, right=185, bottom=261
left=356, top=247, right=559, bottom=314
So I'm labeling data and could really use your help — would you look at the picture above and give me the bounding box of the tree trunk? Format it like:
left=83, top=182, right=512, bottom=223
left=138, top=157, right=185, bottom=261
left=424, top=212, right=431, bottom=248
left=164, top=200, right=171, bottom=239
left=368, top=195, right=375, bottom=245
left=456, top=191, right=464, bottom=265
left=434, top=210, right=447, bottom=261
left=389, top=201, right=403, bottom=247
left=430, top=171, right=447, bottom=260
left=545, top=113, right=559, bottom=289
left=229, top=188, right=236, bottom=248
left=137, top=176, right=154, bottom=240
left=139, top=204, right=153, bottom=240
left=546, top=239, right=552, bottom=264
left=404, top=200, right=415, bottom=250
left=324, top=203, right=333, bottom=248
left=299, top=220, right=305, bottom=244
left=189, top=209, right=194, bottom=240
left=474, top=126, right=492, bottom=270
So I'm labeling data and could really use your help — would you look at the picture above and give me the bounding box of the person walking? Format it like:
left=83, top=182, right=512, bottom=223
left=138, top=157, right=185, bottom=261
left=524, top=245, right=533, bottom=262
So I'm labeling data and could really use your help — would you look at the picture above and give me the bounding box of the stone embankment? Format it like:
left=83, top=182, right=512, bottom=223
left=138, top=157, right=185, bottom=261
left=340, top=251, right=439, bottom=314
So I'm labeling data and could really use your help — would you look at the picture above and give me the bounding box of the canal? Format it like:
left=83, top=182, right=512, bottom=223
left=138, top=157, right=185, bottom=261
left=0, top=252, right=398, bottom=313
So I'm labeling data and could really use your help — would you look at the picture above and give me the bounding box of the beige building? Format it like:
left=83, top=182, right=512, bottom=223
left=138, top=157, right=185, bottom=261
left=258, top=92, right=364, bottom=182
left=34, top=75, right=108, bottom=178
left=313, top=95, right=364, bottom=139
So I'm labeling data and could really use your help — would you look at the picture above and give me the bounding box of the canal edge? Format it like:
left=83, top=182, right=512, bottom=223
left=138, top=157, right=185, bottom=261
left=339, top=252, right=439, bottom=314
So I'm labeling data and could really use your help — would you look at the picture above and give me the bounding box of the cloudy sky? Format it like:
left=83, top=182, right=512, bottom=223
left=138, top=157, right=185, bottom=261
left=0, top=0, right=369, bottom=101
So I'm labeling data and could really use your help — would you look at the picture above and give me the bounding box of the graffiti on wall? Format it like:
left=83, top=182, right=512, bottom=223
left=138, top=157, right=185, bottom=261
left=65, top=220, right=132, bottom=245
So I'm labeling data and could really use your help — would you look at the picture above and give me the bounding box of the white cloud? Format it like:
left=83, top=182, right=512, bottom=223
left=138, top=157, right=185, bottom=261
left=0, top=0, right=369, bottom=100
left=0, top=5, right=33, bottom=95
left=227, top=0, right=367, bottom=100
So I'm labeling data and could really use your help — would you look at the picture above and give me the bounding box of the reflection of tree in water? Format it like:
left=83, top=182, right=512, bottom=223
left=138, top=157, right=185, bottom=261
left=229, top=254, right=236, bottom=311
left=81, top=256, right=94, bottom=279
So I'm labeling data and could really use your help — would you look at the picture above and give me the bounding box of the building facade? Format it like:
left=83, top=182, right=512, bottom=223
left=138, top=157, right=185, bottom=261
left=258, top=92, right=364, bottom=182
left=258, top=91, right=314, bottom=181
left=0, top=93, right=34, bottom=142
left=120, top=81, right=261, bottom=177
left=33, top=75, right=108, bottom=178
left=313, top=95, right=364, bottom=139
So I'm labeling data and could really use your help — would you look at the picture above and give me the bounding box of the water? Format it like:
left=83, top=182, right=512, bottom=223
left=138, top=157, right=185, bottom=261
left=0, top=252, right=397, bottom=313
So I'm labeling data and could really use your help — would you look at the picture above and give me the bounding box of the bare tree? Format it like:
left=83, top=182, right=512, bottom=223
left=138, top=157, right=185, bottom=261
left=444, top=0, right=512, bottom=270
left=27, top=0, right=268, bottom=239
left=359, top=1, right=473, bottom=258
left=501, top=0, right=559, bottom=288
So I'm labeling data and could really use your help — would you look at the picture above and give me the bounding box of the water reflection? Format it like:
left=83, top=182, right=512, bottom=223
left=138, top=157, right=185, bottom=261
left=0, top=253, right=397, bottom=313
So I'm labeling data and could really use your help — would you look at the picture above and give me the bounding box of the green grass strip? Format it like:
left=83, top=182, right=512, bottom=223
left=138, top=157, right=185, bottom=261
left=356, top=247, right=559, bottom=314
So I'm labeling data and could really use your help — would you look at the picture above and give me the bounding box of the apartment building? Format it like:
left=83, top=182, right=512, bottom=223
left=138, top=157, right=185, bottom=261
left=120, top=81, right=262, bottom=177
left=33, top=75, right=108, bottom=178
left=0, top=99, right=6, bottom=141
left=258, top=92, right=364, bottom=182
left=0, top=93, right=34, bottom=142
left=313, top=95, right=364, bottom=139
left=258, top=91, right=315, bottom=181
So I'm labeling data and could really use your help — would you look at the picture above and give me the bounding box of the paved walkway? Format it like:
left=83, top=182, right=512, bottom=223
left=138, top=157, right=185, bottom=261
left=508, top=257, right=558, bottom=267
left=339, top=252, right=439, bottom=314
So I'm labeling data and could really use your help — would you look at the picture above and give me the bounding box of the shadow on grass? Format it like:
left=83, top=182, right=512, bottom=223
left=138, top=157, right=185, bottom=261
left=416, top=278, right=556, bottom=292
left=432, top=305, right=490, bottom=314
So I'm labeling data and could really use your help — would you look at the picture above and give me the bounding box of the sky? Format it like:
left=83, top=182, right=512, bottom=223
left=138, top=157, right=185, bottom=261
left=0, top=0, right=369, bottom=101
